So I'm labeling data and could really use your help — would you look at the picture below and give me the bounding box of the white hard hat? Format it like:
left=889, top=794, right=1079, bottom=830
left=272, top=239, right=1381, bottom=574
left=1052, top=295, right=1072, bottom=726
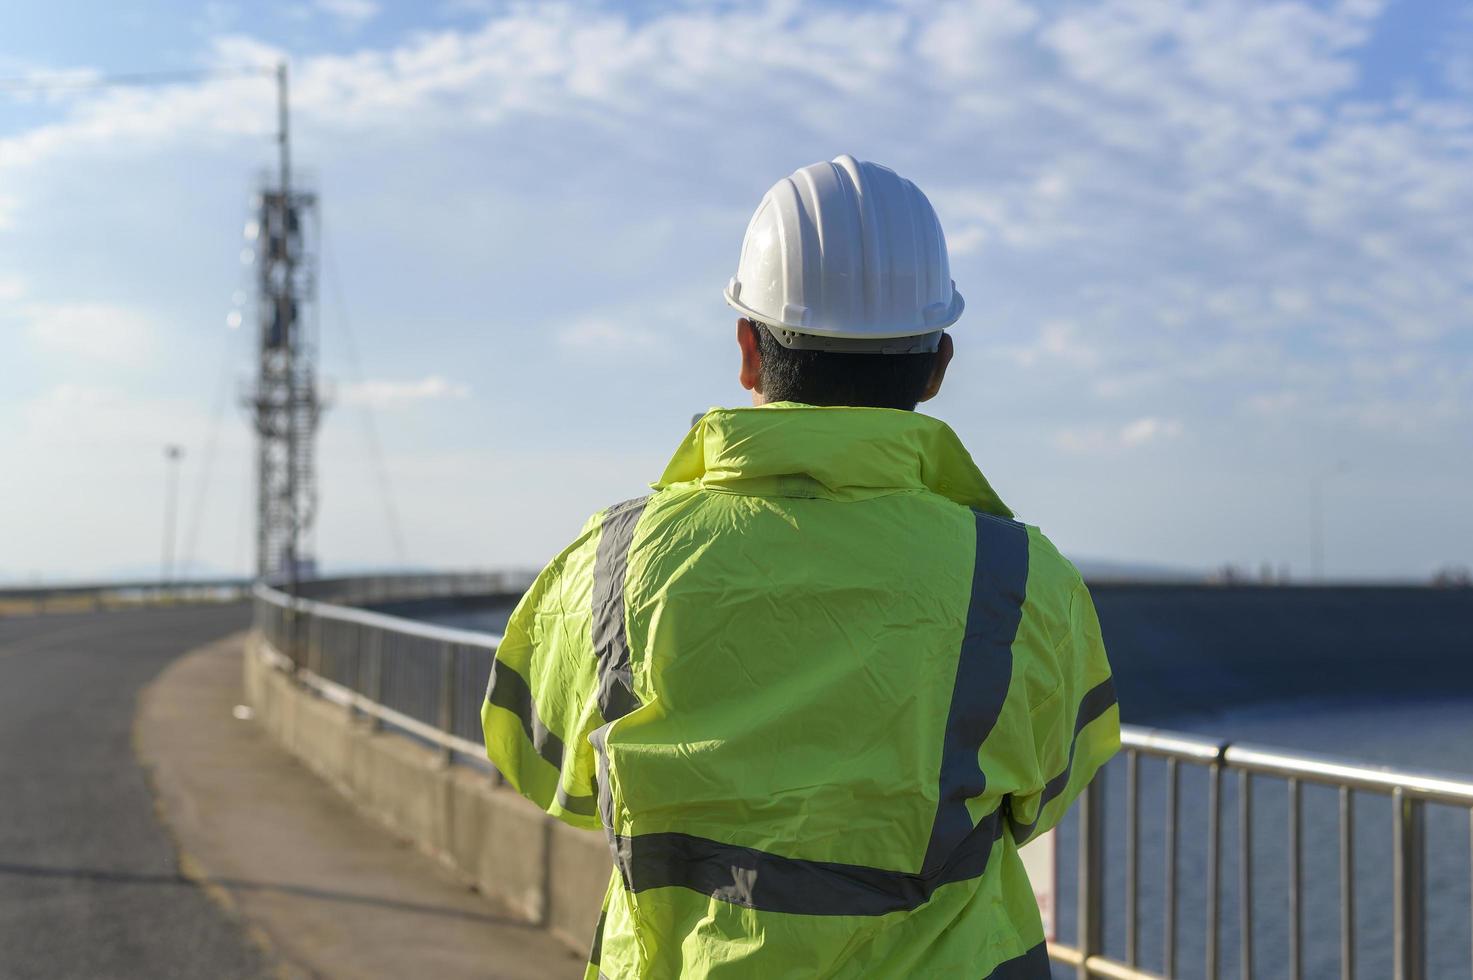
left=724, top=154, right=963, bottom=353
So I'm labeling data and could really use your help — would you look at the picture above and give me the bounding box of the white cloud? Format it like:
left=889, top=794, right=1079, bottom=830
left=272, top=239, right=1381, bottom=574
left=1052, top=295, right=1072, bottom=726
left=0, top=0, right=1469, bottom=577
left=314, top=0, right=380, bottom=30
left=1120, top=416, right=1184, bottom=447
left=0, top=274, right=23, bottom=302
left=339, top=376, right=471, bottom=406
left=1055, top=417, right=1184, bottom=454
left=945, top=225, right=987, bottom=257
left=557, top=317, right=659, bottom=354
left=915, top=0, right=1040, bottom=82
left=1005, top=320, right=1097, bottom=369
left=25, top=302, right=155, bottom=366
left=1243, top=391, right=1301, bottom=417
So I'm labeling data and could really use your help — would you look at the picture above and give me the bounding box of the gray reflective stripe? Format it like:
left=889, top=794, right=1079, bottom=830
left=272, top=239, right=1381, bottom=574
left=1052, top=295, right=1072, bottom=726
left=486, top=658, right=564, bottom=770
left=486, top=659, right=598, bottom=815
left=591, top=724, right=618, bottom=847
left=1007, top=675, right=1118, bottom=843
left=611, top=809, right=1006, bottom=917
left=984, top=941, right=1050, bottom=978
left=555, top=784, right=597, bottom=818
left=587, top=903, right=608, bottom=968
left=922, top=511, right=1029, bottom=872
left=597, top=510, right=1031, bottom=916
left=592, top=497, right=649, bottom=722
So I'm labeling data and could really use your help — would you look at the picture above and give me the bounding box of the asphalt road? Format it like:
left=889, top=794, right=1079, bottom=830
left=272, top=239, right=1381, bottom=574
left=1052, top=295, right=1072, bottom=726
left=0, top=604, right=266, bottom=980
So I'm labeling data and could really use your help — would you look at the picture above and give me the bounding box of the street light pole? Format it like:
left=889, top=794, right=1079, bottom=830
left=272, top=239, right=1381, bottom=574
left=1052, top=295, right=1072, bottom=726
left=162, top=445, right=185, bottom=589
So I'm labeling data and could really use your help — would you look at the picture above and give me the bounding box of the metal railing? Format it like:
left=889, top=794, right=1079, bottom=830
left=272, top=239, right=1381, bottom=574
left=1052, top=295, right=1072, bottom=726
left=1051, top=730, right=1473, bottom=980
left=253, top=578, right=530, bottom=761
left=287, top=570, right=535, bottom=605
left=253, top=580, right=1473, bottom=980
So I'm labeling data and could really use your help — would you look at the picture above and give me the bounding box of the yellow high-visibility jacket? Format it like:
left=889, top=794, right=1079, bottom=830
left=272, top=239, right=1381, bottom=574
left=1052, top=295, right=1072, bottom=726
left=484, top=403, right=1119, bottom=979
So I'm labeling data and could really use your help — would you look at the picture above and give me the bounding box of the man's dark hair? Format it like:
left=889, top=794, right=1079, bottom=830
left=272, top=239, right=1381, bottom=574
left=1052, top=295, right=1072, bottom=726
left=754, top=322, right=939, bottom=411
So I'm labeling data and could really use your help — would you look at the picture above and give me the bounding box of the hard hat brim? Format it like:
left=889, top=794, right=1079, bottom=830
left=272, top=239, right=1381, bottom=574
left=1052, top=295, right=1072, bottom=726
left=723, top=284, right=963, bottom=343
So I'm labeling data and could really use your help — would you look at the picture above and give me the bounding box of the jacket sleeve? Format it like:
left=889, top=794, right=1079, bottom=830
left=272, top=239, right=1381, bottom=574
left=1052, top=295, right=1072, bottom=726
left=1007, top=578, right=1120, bottom=845
left=482, top=514, right=606, bottom=830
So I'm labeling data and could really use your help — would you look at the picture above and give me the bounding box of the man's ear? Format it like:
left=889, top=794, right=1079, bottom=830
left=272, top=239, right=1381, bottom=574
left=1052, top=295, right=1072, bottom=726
left=917, top=332, right=953, bottom=404
left=737, top=318, right=764, bottom=400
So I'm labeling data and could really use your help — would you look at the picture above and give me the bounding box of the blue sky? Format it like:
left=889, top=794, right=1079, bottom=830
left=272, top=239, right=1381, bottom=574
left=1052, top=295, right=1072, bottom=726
left=2, top=0, right=1470, bottom=582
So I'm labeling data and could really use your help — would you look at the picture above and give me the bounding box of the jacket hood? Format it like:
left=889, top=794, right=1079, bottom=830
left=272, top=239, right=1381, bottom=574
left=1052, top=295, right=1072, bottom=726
left=654, top=402, right=1012, bottom=517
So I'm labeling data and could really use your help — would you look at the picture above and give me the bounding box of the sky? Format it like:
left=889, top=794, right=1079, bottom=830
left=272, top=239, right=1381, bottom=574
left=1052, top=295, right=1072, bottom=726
left=1, top=0, right=1470, bottom=584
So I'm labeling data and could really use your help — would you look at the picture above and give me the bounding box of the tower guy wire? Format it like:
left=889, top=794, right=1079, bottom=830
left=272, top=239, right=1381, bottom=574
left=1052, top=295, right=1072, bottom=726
left=321, top=221, right=412, bottom=569
left=179, top=308, right=245, bottom=579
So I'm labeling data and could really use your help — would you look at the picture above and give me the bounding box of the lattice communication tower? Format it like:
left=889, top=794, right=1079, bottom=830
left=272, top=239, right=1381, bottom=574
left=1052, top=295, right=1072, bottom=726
left=245, top=64, right=323, bottom=584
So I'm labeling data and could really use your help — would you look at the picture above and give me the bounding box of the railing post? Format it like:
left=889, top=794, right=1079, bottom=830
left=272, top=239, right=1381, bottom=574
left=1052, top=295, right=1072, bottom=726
left=1125, top=751, right=1140, bottom=968
left=1339, top=787, right=1355, bottom=980
left=1239, top=770, right=1253, bottom=980
left=1392, top=788, right=1426, bottom=980
left=289, top=600, right=304, bottom=669
left=366, top=628, right=383, bottom=733
left=1164, top=757, right=1180, bottom=979
left=1206, top=760, right=1222, bottom=980
left=437, top=642, right=456, bottom=766
left=308, top=612, right=323, bottom=676
left=1076, top=768, right=1105, bottom=980
left=1288, top=778, right=1303, bottom=980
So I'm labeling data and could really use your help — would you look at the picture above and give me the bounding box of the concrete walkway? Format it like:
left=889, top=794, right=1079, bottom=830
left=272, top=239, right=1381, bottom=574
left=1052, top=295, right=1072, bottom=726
left=135, top=634, right=586, bottom=980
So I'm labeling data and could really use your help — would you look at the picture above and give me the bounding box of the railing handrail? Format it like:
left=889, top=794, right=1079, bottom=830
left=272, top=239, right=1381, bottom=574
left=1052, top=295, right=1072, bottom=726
left=253, top=581, right=505, bottom=648
left=1118, top=726, right=1473, bottom=804
left=1223, top=740, right=1473, bottom=804
left=1119, top=726, right=1226, bottom=761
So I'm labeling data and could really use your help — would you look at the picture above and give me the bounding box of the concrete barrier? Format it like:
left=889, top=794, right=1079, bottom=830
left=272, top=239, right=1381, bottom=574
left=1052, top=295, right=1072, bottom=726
left=242, top=633, right=609, bottom=955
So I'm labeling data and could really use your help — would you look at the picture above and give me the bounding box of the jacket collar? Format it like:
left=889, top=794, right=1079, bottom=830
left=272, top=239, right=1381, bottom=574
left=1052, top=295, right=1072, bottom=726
left=653, top=402, right=1012, bottom=517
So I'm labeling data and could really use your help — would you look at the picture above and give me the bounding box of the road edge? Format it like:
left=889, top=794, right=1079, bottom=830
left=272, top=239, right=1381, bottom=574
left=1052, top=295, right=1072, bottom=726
left=132, top=632, right=302, bottom=979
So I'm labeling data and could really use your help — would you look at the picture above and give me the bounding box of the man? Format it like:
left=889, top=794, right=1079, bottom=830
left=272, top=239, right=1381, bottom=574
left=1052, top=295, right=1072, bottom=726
left=484, top=155, right=1118, bottom=978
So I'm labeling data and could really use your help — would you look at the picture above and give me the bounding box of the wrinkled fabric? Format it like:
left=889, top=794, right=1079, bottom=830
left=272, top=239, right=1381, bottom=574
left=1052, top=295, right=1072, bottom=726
left=483, top=403, right=1119, bottom=979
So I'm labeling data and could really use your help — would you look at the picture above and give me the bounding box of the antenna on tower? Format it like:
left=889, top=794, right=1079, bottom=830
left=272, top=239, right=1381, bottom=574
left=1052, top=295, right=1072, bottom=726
left=245, top=61, right=324, bottom=593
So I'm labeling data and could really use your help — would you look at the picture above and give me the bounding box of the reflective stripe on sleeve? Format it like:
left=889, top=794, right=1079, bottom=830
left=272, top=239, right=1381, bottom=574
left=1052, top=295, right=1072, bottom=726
left=485, top=657, right=565, bottom=771
left=984, top=941, right=1050, bottom=978
left=555, top=784, right=597, bottom=817
left=591, top=497, right=649, bottom=723
left=485, top=658, right=598, bottom=816
left=587, top=904, right=608, bottom=969
left=1006, top=676, right=1118, bottom=843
